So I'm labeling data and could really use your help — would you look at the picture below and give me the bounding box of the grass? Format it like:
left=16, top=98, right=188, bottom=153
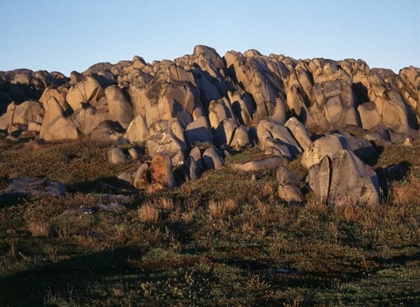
left=0, top=138, right=419, bottom=306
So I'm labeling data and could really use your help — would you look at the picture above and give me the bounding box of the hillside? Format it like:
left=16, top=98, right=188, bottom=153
left=0, top=46, right=419, bottom=306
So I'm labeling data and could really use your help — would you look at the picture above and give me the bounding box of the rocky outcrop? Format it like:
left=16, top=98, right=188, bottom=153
left=1, top=45, right=419, bottom=195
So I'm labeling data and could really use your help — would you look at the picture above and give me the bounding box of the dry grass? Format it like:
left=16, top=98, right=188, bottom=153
left=260, top=183, right=275, bottom=198
left=334, top=202, right=365, bottom=224
left=208, top=199, right=238, bottom=219
left=155, top=197, right=174, bottom=210
left=138, top=202, right=160, bottom=223
left=390, top=173, right=420, bottom=205
left=27, top=222, right=50, bottom=237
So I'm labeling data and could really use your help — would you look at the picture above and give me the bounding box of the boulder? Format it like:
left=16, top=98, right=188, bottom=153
left=108, top=147, right=127, bottom=164
left=276, top=166, right=301, bottom=186
left=150, top=153, right=177, bottom=189
left=12, top=100, right=44, bottom=126
left=66, top=76, right=104, bottom=111
left=214, top=118, right=237, bottom=147
left=132, top=163, right=150, bottom=190
left=301, top=133, right=348, bottom=169
left=284, top=117, right=312, bottom=151
left=0, top=102, right=16, bottom=130
left=128, top=147, right=143, bottom=160
left=257, top=120, right=301, bottom=159
left=189, top=146, right=204, bottom=170
left=125, top=114, right=150, bottom=143
left=118, top=171, right=133, bottom=186
left=88, top=120, right=124, bottom=140
left=307, top=150, right=380, bottom=206
left=39, top=97, right=80, bottom=141
left=276, top=166, right=304, bottom=203
left=105, top=85, right=134, bottom=129
left=278, top=185, right=304, bottom=203
left=183, top=156, right=201, bottom=181
left=146, top=129, right=187, bottom=166
left=129, top=76, right=200, bottom=128
left=229, top=125, right=250, bottom=149
left=184, top=116, right=213, bottom=146
left=72, top=106, right=111, bottom=135
left=202, top=147, right=224, bottom=170
left=365, top=126, right=391, bottom=144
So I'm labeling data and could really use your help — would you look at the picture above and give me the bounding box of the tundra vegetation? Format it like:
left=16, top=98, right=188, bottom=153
left=0, top=138, right=419, bottom=306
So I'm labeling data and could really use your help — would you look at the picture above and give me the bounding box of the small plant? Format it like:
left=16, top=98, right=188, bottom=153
left=138, top=202, right=159, bottom=223
left=28, top=221, right=50, bottom=237
left=208, top=199, right=237, bottom=219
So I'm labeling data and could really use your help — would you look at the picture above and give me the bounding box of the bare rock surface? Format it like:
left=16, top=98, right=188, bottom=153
left=5, top=177, right=67, bottom=198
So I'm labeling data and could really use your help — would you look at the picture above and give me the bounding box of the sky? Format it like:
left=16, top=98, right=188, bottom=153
left=0, top=0, right=419, bottom=76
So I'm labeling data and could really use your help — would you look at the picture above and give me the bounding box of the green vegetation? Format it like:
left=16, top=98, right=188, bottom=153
left=0, top=138, right=419, bottom=306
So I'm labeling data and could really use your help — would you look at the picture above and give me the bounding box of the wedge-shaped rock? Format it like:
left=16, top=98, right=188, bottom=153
left=183, top=156, right=201, bottom=181
left=214, top=118, right=237, bottom=147
left=306, top=155, right=332, bottom=205
left=125, top=114, right=150, bottom=143
left=230, top=125, right=250, bottom=149
left=40, top=97, right=80, bottom=141
left=284, top=117, right=312, bottom=151
left=105, top=85, right=134, bottom=129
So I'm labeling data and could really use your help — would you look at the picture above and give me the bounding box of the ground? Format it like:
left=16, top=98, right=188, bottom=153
left=0, top=138, right=419, bottom=306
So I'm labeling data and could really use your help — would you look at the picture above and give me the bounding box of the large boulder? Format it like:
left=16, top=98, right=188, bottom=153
left=284, top=117, right=312, bottom=151
left=66, top=76, right=104, bottom=111
left=125, top=114, right=150, bottom=143
left=105, top=85, right=134, bottom=129
left=257, top=120, right=301, bottom=159
left=39, top=97, right=80, bottom=141
left=307, top=150, right=380, bottom=206
left=184, top=116, right=213, bottom=146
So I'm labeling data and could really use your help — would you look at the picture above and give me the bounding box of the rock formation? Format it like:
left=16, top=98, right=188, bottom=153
left=1, top=45, right=419, bottom=205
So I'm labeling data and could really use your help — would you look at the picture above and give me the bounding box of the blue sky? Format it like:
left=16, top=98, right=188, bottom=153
left=1, top=0, right=419, bottom=75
